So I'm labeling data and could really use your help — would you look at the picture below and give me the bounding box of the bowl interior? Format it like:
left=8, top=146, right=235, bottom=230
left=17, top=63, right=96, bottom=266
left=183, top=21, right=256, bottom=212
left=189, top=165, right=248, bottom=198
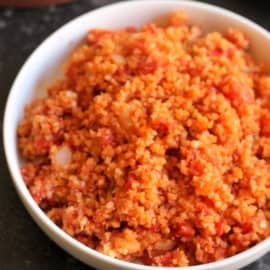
left=4, top=1, right=270, bottom=270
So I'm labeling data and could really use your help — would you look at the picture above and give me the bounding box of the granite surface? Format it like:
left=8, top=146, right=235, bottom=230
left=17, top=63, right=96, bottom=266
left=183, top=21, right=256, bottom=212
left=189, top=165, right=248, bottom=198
left=0, top=0, right=270, bottom=269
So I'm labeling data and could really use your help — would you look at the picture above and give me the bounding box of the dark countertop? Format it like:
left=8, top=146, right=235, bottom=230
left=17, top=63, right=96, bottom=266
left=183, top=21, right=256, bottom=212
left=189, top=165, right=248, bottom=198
left=0, top=1, right=270, bottom=269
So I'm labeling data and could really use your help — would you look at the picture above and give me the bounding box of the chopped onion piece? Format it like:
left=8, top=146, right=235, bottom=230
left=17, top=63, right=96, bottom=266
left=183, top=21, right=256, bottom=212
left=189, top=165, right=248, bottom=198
left=53, top=145, right=72, bottom=167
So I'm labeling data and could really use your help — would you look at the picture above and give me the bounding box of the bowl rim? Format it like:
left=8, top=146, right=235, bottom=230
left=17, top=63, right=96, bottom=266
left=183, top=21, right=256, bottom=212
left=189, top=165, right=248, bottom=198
left=3, top=0, right=270, bottom=269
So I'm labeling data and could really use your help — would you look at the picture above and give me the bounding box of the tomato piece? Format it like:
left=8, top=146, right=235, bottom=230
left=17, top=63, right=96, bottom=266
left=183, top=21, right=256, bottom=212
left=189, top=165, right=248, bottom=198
left=151, top=221, right=161, bottom=233
left=158, top=252, right=174, bottom=267
left=99, top=129, right=116, bottom=147
left=141, top=254, right=153, bottom=266
left=76, top=234, right=90, bottom=245
left=201, top=197, right=215, bottom=209
left=190, top=159, right=204, bottom=176
left=215, top=218, right=226, bottom=236
left=127, top=41, right=147, bottom=55
left=139, top=60, right=157, bottom=74
left=127, top=175, right=135, bottom=189
left=224, top=79, right=254, bottom=106
left=212, top=47, right=234, bottom=59
left=186, top=147, right=205, bottom=176
left=225, top=29, right=249, bottom=49
left=177, top=223, right=195, bottom=237
left=212, top=47, right=223, bottom=56
left=32, top=192, right=42, bottom=204
left=156, top=121, right=169, bottom=137
left=34, top=137, right=50, bottom=151
left=196, top=203, right=211, bottom=216
left=241, top=221, right=253, bottom=234
left=225, top=48, right=234, bottom=59
left=261, top=113, right=270, bottom=137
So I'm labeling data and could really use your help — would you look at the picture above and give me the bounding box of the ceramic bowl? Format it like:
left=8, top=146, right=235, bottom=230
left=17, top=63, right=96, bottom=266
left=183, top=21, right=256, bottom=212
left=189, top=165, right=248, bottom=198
left=4, top=1, right=270, bottom=269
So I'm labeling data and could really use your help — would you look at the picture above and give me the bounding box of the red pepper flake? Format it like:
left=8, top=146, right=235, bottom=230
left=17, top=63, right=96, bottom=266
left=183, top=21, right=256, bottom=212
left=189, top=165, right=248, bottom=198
left=260, top=113, right=270, bottom=137
left=241, top=221, right=253, bottom=234
left=176, top=223, right=195, bottom=237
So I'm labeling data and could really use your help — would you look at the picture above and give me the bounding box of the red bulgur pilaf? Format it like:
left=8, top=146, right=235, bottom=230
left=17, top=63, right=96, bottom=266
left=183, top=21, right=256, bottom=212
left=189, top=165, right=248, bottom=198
left=18, top=11, right=270, bottom=267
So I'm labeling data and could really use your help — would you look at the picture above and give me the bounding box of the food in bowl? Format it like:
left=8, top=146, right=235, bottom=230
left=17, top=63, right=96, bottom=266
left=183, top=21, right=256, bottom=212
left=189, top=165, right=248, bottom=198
left=17, top=11, right=270, bottom=267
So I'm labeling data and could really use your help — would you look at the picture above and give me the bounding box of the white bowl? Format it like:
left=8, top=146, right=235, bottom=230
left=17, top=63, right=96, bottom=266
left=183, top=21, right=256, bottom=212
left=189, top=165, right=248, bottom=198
left=3, top=1, right=270, bottom=270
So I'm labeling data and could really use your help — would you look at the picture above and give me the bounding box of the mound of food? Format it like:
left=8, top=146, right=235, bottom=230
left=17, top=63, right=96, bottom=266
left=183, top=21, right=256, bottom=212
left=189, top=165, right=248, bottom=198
left=18, top=11, right=270, bottom=267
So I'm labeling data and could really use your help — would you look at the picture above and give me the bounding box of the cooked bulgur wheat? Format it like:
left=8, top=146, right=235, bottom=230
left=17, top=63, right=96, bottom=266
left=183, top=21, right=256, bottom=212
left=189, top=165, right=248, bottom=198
left=18, top=11, right=270, bottom=266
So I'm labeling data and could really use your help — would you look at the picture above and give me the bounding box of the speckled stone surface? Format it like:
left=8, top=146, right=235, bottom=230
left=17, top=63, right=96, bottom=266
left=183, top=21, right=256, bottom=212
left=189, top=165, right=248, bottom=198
left=0, top=1, right=270, bottom=269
